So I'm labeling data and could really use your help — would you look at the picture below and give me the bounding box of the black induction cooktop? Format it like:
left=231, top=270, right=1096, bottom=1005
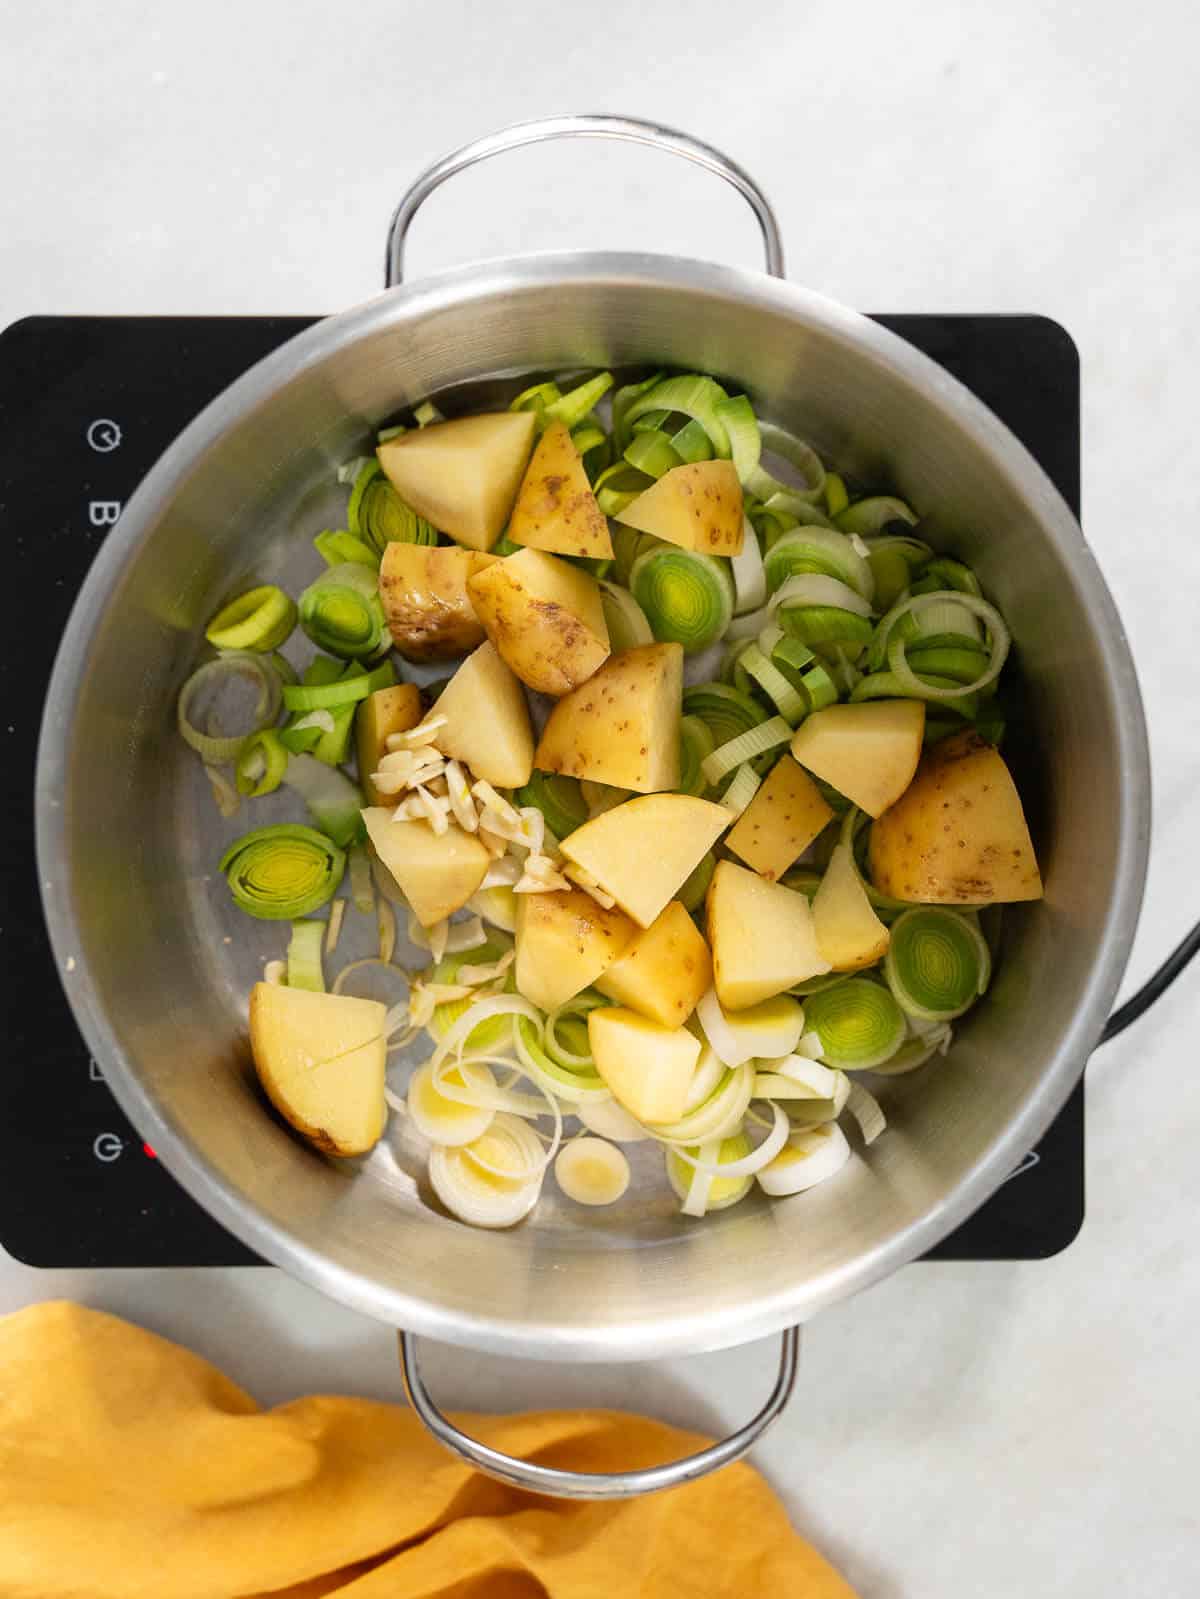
left=0, top=312, right=1083, bottom=1269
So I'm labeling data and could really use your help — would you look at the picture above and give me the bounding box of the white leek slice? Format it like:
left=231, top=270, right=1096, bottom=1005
left=682, top=1046, right=725, bottom=1112
left=719, top=764, right=761, bottom=816
left=577, top=1097, right=648, bottom=1142
left=768, top=573, right=874, bottom=620
left=844, top=1080, right=887, bottom=1145
left=665, top=1133, right=754, bottom=1217
left=428, top=1114, right=544, bottom=1228
left=667, top=1101, right=789, bottom=1181
left=701, top=716, right=792, bottom=786
left=696, top=988, right=805, bottom=1068
left=554, top=1137, right=631, bottom=1206
left=407, top=1062, right=494, bottom=1146
left=648, top=1060, right=754, bottom=1145
left=784, top=1070, right=851, bottom=1127
left=756, top=1122, right=851, bottom=1196
left=758, top=1054, right=838, bottom=1098
left=407, top=914, right=487, bottom=956
left=467, top=885, right=518, bottom=933
left=872, top=1024, right=952, bottom=1075
left=730, top=518, right=767, bottom=614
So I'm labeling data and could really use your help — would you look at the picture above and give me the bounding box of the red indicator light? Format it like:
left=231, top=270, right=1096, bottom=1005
left=142, top=1142, right=157, bottom=1159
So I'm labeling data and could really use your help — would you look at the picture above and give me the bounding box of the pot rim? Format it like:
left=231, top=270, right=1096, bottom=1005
left=35, top=251, right=1150, bottom=1358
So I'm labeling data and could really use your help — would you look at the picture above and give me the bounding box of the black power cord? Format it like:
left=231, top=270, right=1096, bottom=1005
left=1099, top=918, right=1200, bottom=1045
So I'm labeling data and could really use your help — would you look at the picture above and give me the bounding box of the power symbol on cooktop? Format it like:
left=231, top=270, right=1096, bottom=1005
left=86, top=418, right=122, bottom=453
left=93, top=1132, right=124, bottom=1163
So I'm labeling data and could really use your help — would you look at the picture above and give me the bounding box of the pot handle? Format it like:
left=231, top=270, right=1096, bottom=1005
left=383, top=114, right=786, bottom=288
left=396, top=1324, right=800, bottom=1500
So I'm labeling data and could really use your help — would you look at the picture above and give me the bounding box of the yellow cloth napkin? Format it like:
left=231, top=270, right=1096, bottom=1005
left=0, top=1302, right=856, bottom=1599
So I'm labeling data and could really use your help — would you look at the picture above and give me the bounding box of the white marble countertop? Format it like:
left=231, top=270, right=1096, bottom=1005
left=3, top=3, right=1199, bottom=1592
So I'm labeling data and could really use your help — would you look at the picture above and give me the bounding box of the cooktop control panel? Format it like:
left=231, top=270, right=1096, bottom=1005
left=0, top=312, right=1083, bottom=1267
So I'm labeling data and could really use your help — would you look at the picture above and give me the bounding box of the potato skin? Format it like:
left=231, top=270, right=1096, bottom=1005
left=868, top=730, right=1043, bottom=904
left=378, top=544, right=497, bottom=662
left=467, top=549, right=609, bottom=697
left=534, top=643, right=682, bottom=792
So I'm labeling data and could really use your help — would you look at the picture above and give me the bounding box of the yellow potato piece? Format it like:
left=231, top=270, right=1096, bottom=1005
left=615, top=461, right=744, bottom=555
left=811, top=843, right=890, bottom=971
left=508, top=421, right=614, bottom=559
left=594, top=900, right=713, bottom=1027
left=468, top=547, right=610, bottom=696
left=868, top=730, right=1044, bottom=904
left=377, top=411, right=536, bottom=552
left=588, top=1006, right=702, bottom=1124
left=789, top=699, right=925, bottom=818
left=560, top=793, right=731, bottom=928
left=378, top=544, right=497, bottom=662
left=725, top=754, right=834, bottom=881
left=534, top=643, right=683, bottom=793
left=356, top=683, right=422, bottom=807
left=360, top=809, right=490, bottom=927
left=431, top=640, right=534, bottom=789
left=706, top=860, right=831, bottom=1010
left=513, top=885, right=637, bottom=1013
left=249, top=984, right=386, bottom=1156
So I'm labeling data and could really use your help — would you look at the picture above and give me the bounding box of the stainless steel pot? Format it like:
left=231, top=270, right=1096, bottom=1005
left=36, top=117, right=1150, bottom=1497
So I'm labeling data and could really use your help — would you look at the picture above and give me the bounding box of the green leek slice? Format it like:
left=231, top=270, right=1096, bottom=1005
left=884, top=908, right=991, bottom=1022
left=904, top=644, right=991, bottom=684
left=611, top=372, right=665, bottom=455
left=862, top=534, right=932, bottom=609
left=679, top=715, right=716, bottom=798
left=802, top=978, right=906, bottom=1070
left=514, top=772, right=589, bottom=840
left=681, top=682, right=767, bottom=747
left=879, top=591, right=1010, bottom=701
left=824, top=472, right=849, bottom=517
left=544, top=991, right=609, bottom=1071
left=629, top=547, right=734, bottom=653
left=314, top=529, right=379, bottom=568
left=670, top=417, right=714, bottom=462
left=235, top=728, right=289, bottom=797
left=177, top=651, right=283, bottom=765
left=719, top=764, right=761, bottom=815
left=598, top=580, right=654, bottom=651
left=205, top=585, right=297, bottom=652
left=413, top=400, right=444, bottom=427
left=220, top=823, right=345, bottom=920
left=624, top=430, right=683, bottom=480
left=513, top=1015, right=610, bottom=1104
left=912, top=556, right=981, bottom=596
left=510, top=379, right=563, bottom=417
left=298, top=563, right=388, bottom=660
left=779, top=605, right=874, bottom=651
left=281, top=657, right=393, bottom=714
left=770, top=635, right=839, bottom=712
left=286, top=920, right=326, bottom=991
left=544, top=372, right=613, bottom=432
left=849, top=670, right=979, bottom=720
left=834, top=496, right=918, bottom=535
left=281, top=754, right=364, bottom=847
left=714, top=394, right=761, bottom=485
left=348, top=459, right=438, bottom=552
left=701, top=716, right=792, bottom=787
left=763, top=527, right=874, bottom=600
left=620, top=374, right=732, bottom=457
left=737, top=644, right=807, bottom=725
left=594, top=461, right=654, bottom=517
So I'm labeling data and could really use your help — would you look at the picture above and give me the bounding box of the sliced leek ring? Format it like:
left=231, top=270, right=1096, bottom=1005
left=554, top=1138, right=631, bottom=1206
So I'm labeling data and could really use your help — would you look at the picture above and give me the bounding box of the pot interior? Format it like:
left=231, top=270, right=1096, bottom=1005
left=38, top=256, right=1147, bottom=1358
